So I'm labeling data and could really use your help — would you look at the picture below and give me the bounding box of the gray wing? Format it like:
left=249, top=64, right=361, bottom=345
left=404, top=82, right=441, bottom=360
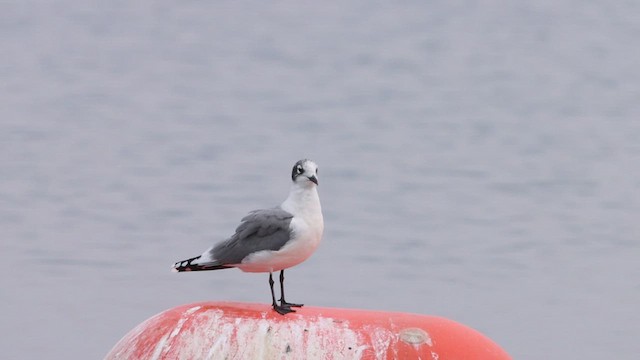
left=208, top=207, right=294, bottom=265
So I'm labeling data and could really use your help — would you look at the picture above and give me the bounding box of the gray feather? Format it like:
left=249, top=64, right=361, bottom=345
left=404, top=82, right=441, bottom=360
left=207, top=207, right=294, bottom=265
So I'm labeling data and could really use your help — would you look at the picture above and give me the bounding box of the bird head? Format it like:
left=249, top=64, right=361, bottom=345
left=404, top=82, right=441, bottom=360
left=291, top=159, right=319, bottom=186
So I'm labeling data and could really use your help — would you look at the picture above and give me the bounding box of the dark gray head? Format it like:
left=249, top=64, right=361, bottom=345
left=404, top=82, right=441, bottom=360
left=291, top=159, right=319, bottom=186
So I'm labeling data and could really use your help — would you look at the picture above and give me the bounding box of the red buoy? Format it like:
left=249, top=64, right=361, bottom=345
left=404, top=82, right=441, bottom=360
left=106, top=302, right=511, bottom=359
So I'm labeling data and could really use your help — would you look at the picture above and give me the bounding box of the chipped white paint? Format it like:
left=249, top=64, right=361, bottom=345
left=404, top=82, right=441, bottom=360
left=365, top=325, right=395, bottom=359
left=152, top=305, right=202, bottom=358
left=131, top=307, right=373, bottom=360
left=169, top=306, right=200, bottom=339
left=149, top=333, right=169, bottom=360
left=205, top=332, right=228, bottom=360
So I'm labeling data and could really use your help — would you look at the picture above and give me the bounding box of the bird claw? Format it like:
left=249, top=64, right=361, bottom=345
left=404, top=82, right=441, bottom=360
left=280, top=301, right=304, bottom=308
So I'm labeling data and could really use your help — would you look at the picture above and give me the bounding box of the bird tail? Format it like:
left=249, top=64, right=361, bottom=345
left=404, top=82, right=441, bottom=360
left=172, top=255, right=232, bottom=272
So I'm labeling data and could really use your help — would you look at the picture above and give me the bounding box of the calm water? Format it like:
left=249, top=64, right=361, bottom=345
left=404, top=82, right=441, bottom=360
left=2, top=2, right=639, bottom=359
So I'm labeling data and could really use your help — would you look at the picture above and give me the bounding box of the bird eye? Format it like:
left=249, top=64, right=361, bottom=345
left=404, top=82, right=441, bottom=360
left=297, top=165, right=304, bottom=174
left=316, top=168, right=318, bottom=174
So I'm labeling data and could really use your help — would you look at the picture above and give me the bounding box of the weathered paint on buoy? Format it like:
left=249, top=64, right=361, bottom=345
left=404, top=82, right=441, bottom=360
left=105, top=302, right=511, bottom=360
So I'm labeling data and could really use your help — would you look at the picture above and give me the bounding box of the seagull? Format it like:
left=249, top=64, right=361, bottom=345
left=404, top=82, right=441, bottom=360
left=172, top=159, right=324, bottom=315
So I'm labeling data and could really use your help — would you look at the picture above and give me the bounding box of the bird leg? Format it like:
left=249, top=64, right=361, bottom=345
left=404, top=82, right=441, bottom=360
left=279, top=270, right=304, bottom=308
left=270, top=272, right=294, bottom=315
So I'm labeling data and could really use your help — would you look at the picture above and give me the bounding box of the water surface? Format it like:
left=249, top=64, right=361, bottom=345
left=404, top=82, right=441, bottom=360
left=1, top=2, right=639, bottom=359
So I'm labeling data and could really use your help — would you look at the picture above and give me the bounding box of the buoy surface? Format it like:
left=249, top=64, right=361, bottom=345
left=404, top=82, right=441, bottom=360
left=105, top=301, right=511, bottom=360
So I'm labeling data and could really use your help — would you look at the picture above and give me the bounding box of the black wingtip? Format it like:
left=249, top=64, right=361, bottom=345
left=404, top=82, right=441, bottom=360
left=172, top=256, right=233, bottom=272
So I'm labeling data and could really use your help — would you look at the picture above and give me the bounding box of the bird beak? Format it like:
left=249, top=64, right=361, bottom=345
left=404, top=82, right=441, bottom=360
left=308, top=175, right=318, bottom=185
